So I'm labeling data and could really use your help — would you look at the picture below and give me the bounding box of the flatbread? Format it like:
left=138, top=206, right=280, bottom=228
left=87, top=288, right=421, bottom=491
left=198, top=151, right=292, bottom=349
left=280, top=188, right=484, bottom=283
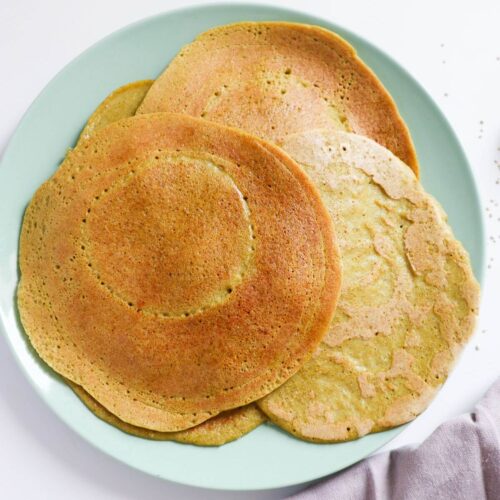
left=69, top=381, right=266, bottom=446
left=258, top=129, right=479, bottom=442
left=78, top=80, right=153, bottom=143
left=18, top=113, right=340, bottom=432
left=138, top=22, right=418, bottom=173
left=71, top=81, right=266, bottom=443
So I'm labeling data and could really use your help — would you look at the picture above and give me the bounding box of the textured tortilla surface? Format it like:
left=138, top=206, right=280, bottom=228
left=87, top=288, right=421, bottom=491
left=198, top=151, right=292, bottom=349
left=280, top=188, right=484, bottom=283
left=258, top=129, right=479, bottom=442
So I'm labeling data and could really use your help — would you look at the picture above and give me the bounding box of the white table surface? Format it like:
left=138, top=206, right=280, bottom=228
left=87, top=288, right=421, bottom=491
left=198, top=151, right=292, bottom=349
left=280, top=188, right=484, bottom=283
left=1, top=1, right=499, bottom=498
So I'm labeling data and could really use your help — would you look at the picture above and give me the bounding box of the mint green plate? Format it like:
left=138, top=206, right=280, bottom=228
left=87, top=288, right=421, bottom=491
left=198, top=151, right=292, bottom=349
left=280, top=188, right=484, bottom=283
left=0, top=3, right=484, bottom=491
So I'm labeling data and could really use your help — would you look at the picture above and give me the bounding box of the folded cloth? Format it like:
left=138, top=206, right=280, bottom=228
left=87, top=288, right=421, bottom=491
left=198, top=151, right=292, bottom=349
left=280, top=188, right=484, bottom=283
left=290, top=378, right=500, bottom=500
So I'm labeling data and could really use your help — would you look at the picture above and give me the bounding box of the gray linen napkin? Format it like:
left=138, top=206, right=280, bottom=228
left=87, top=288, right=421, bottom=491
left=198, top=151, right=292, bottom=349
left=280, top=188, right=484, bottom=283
left=290, top=378, right=500, bottom=500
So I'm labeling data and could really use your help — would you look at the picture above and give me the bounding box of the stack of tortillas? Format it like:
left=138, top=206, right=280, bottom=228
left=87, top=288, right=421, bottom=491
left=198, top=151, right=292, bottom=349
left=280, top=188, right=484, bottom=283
left=18, top=22, right=479, bottom=446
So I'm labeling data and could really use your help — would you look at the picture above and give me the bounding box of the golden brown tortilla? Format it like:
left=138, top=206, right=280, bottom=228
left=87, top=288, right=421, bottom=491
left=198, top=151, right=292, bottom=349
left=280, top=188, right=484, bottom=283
left=18, top=113, right=340, bottom=432
left=138, top=22, right=418, bottom=174
left=70, top=381, right=266, bottom=446
left=78, top=80, right=153, bottom=143
left=71, top=81, right=267, bottom=443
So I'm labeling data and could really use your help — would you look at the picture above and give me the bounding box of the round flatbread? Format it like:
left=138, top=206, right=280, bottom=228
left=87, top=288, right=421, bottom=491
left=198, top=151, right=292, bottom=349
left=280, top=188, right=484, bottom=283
left=18, top=113, right=340, bottom=432
left=69, top=381, right=265, bottom=446
left=258, top=129, right=479, bottom=442
left=138, top=22, right=418, bottom=173
left=72, top=81, right=266, bottom=442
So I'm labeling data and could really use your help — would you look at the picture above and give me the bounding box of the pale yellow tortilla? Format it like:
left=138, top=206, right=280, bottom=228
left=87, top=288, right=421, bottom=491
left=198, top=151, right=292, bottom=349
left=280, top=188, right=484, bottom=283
left=258, top=129, right=479, bottom=442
